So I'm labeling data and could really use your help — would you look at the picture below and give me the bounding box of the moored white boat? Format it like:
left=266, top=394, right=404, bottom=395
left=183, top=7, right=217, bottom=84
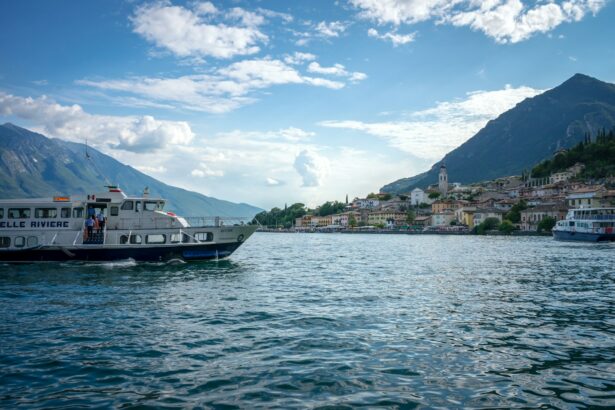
left=552, top=207, right=615, bottom=242
left=0, top=186, right=257, bottom=262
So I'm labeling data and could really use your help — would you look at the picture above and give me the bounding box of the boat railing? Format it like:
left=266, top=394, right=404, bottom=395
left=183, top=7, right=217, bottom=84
left=111, top=216, right=250, bottom=230
left=183, top=216, right=251, bottom=228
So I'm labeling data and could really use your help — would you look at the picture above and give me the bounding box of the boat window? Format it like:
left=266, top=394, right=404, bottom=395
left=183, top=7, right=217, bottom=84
left=120, top=235, right=129, bottom=245
left=146, top=234, right=166, bottom=244
left=569, top=221, right=575, bottom=227
left=0, top=209, right=3, bottom=219
left=194, top=232, right=213, bottom=242
left=14, top=236, right=25, bottom=248
left=8, top=208, right=30, bottom=219
left=35, top=208, right=58, bottom=219
left=0, top=237, right=10, bottom=248
left=130, top=234, right=142, bottom=245
left=144, top=201, right=159, bottom=211
left=110, top=206, right=119, bottom=216
left=61, top=208, right=71, bottom=218
left=170, top=233, right=190, bottom=244
left=73, top=208, right=84, bottom=218
left=121, top=201, right=134, bottom=211
left=135, top=201, right=141, bottom=213
left=27, top=236, right=38, bottom=247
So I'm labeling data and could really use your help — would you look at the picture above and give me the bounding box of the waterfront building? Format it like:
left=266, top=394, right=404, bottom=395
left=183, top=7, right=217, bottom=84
left=567, top=187, right=604, bottom=208
left=431, top=211, right=455, bottom=227
left=353, top=198, right=380, bottom=209
left=455, top=207, right=477, bottom=228
left=367, top=211, right=406, bottom=227
left=308, top=215, right=332, bottom=227
left=410, top=188, right=431, bottom=206
left=473, top=208, right=506, bottom=227
left=431, top=199, right=465, bottom=214
left=438, top=165, right=449, bottom=195
left=413, top=215, right=432, bottom=227
left=520, top=204, right=568, bottom=231
left=295, top=215, right=311, bottom=228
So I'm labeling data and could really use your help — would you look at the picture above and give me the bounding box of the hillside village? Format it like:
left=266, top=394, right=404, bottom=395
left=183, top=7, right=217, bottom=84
left=267, top=158, right=615, bottom=234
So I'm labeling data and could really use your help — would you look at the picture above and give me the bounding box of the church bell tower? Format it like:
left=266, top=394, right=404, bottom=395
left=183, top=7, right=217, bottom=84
left=438, top=164, right=448, bottom=196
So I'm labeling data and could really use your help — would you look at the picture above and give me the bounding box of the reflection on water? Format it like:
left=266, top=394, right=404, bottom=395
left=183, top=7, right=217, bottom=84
left=1, top=233, right=614, bottom=408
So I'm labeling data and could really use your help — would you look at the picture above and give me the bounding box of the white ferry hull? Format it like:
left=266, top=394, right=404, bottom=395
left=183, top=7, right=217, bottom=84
left=553, top=230, right=615, bottom=242
left=0, top=241, right=244, bottom=263
left=0, top=187, right=258, bottom=263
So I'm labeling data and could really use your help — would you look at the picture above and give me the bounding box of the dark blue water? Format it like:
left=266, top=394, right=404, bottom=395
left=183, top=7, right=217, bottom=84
left=1, top=233, right=614, bottom=409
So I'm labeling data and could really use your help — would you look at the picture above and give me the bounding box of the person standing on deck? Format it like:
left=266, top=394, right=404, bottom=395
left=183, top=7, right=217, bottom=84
left=85, top=216, right=94, bottom=240
left=97, top=210, right=106, bottom=234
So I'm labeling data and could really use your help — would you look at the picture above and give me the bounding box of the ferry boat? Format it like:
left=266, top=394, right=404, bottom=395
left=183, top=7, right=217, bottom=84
left=552, top=207, right=615, bottom=242
left=0, top=186, right=257, bottom=262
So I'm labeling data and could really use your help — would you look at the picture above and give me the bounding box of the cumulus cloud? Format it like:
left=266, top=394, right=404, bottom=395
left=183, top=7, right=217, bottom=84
left=0, top=92, right=194, bottom=153
left=131, top=2, right=292, bottom=59
left=320, top=84, right=542, bottom=160
left=284, top=51, right=317, bottom=65
left=218, top=127, right=315, bottom=142
left=307, top=62, right=368, bottom=83
left=78, top=58, right=358, bottom=112
left=191, top=163, right=224, bottom=177
left=266, top=177, right=282, bottom=186
left=315, top=21, right=348, bottom=37
left=351, top=0, right=606, bottom=43
left=294, top=150, right=330, bottom=187
left=367, top=27, right=416, bottom=45
left=135, top=165, right=167, bottom=174
left=294, top=20, right=350, bottom=45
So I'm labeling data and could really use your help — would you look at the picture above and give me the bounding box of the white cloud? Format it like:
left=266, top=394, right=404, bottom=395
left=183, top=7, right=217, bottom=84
left=294, top=150, right=330, bottom=187
left=78, top=58, right=356, bottom=112
left=135, top=165, right=167, bottom=174
left=315, top=21, right=348, bottom=37
left=367, top=27, right=416, bottom=45
left=195, top=162, right=224, bottom=177
left=307, top=62, right=368, bottom=82
left=0, top=92, right=194, bottom=153
left=320, top=84, right=542, bottom=161
left=191, top=169, right=206, bottom=178
left=284, top=51, right=317, bottom=65
left=307, top=62, right=348, bottom=76
left=131, top=2, right=268, bottom=59
left=351, top=0, right=606, bottom=43
left=266, top=177, right=282, bottom=186
left=294, top=20, right=350, bottom=45
left=218, top=127, right=315, bottom=142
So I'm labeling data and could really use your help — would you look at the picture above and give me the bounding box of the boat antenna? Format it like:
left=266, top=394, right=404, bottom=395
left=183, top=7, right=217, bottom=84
left=83, top=137, right=112, bottom=186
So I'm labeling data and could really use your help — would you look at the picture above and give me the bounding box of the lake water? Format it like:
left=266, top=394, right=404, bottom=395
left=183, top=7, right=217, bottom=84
left=1, top=233, right=614, bottom=409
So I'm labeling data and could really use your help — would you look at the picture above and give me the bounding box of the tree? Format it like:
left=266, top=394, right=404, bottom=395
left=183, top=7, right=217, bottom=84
left=505, top=200, right=527, bottom=223
left=499, top=220, right=515, bottom=234
left=398, top=194, right=408, bottom=201
left=428, top=192, right=441, bottom=199
left=537, top=216, right=556, bottom=233
left=475, top=217, right=501, bottom=235
left=406, top=210, right=416, bottom=224
left=317, top=201, right=346, bottom=216
left=348, top=214, right=357, bottom=228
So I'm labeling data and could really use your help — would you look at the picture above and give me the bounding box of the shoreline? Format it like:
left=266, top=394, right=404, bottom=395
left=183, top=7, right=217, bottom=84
left=256, top=228, right=551, bottom=237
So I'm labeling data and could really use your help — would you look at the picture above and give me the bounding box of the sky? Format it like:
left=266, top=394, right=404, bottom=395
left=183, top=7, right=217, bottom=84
left=1, top=0, right=614, bottom=209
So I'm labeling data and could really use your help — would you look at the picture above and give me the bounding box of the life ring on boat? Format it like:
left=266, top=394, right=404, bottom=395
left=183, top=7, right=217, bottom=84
left=237, top=234, right=245, bottom=243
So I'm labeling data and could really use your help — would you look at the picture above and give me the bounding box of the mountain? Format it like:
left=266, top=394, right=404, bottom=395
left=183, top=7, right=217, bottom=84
left=381, top=74, right=615, bottom=193
left=0, top=123, right=263, bottom=218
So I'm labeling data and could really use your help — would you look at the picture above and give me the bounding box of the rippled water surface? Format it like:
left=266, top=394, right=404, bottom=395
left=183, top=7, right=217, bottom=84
left=1, top=233, right=615, bottom=409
